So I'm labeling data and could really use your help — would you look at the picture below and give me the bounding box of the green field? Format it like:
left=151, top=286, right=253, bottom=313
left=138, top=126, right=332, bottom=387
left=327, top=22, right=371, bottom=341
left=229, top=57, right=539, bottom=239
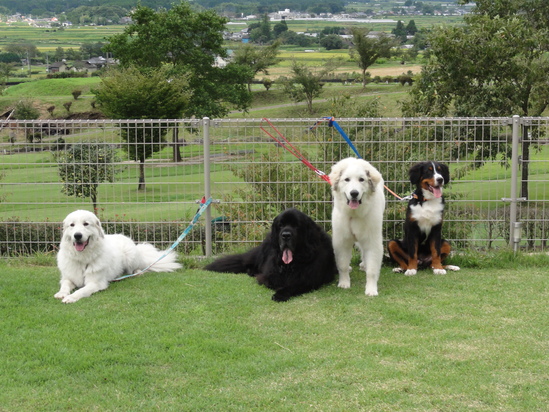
left=0, top=15, right=464, bottom=53
left=0, top=23, right=123, bottom=52
left=0, top=252, right=547, bottom=411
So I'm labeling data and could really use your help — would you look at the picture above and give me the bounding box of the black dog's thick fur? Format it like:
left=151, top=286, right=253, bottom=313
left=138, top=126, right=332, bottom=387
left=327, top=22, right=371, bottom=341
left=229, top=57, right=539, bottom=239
left=204, top=208, right=337, bottom=301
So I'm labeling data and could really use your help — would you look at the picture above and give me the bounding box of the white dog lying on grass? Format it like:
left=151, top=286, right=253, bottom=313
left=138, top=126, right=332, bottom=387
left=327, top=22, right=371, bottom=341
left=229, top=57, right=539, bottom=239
left=55, top=210, right=181, bottom=303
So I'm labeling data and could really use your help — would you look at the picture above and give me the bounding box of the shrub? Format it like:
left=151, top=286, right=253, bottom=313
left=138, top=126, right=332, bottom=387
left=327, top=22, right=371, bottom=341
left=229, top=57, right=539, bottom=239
left=71, top=89, right=82, bottom=100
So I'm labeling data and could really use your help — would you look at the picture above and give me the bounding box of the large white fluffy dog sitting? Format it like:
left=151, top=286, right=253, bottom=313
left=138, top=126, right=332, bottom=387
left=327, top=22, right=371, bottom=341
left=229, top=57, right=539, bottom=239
left=329, top=157, right=385, bottom=296
left=55, top=210, right=181, bottom=303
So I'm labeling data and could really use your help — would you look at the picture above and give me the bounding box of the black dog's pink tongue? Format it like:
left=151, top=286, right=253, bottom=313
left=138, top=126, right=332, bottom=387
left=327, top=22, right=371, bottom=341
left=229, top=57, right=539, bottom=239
left=282, top=249, right=293, bottom=264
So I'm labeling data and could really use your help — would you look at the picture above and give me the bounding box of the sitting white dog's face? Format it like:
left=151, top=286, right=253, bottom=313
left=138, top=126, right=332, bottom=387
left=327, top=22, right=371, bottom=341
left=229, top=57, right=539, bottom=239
left=330, top=158, right=382, bottom=209
left=62, top=210, right=104, bottom=252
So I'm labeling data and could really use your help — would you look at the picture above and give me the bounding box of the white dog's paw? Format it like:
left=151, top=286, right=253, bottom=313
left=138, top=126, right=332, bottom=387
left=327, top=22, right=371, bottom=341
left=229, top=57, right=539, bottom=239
left=392, top=267, right=404, bottom=273
left=433, top=268, right=447, bottom=275
left=54, top=291, right=68, bottom=299
left=445, top=265, right=460, bottom=271
left=365, top=286, right=378, bottom=296
left=338, top=280, right=351, bottom=289
left=359, top=261, right=366, bottom=270
left=62, top=294, right=81, bottom=304
left=404, top=269, right=417, bottom=276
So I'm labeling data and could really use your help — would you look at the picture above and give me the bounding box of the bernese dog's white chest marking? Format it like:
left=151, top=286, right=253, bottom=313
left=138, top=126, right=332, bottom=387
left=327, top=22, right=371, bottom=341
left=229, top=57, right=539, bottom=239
left=410, top=198, right=444, bottom=237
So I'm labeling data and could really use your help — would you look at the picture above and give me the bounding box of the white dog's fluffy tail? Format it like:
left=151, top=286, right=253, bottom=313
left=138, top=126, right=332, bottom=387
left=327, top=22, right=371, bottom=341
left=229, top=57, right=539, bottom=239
left=135, top=243, right=182, bottom=272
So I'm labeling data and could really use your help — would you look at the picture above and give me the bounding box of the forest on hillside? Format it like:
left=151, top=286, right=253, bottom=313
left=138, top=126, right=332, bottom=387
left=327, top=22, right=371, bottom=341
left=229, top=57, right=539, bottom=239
left=0, top=0, right=344, bottom=16
left=0, top=0, right=452, bottom=18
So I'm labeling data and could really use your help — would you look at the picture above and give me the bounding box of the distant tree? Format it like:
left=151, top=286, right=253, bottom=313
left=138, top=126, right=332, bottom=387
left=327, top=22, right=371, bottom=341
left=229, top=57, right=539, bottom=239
left=232, top=42, right=281, bottom=91
left=13, top=99, right=40, bottom=120
left=282, top=59, right=340, bottom=114
left=104, top=2, right=251, bottom=118
left=54, top=46, right=65, bottom=62
left=71, top=89, right=82, bottom=100
left=320, top=34, right=344, bottom=50
left=411, top=29, right=430, bottom=51
left=321, top=26, right=346, bottom=35
left=278, top=31, right=318, bottom=47
left=4, top=43, right=39, bottom=59
left=406, top=20, right=418, bottom=35
left=92, top=66, right=191, bottom=190
left=392, top=20, right=407, bottom=43
left=80, top=42, right=105, bottom=59
left=262, top=78, right=273, bottom=91
left=13, top=99, right=40, bottom=142
left=349, top=27, right=395, bottom=87
left=0, top=52, right=20, bottom=63
left=273, top=20, right=288, bottom=38
left=66, top=48, right=83, bottom=61
left=55, top=142, right=122, bottom=214
left=250, top=14, right=272, bottom=44
left=420, top=4, right=435, bottom=14
left=0, top=62, right=15, bottom=91
left=63, top=102, right=72, bottom=113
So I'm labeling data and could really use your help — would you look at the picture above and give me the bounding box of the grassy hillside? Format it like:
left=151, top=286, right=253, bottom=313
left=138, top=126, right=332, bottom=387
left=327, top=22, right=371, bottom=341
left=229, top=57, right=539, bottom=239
left=0, top=74, right=410, bottom=119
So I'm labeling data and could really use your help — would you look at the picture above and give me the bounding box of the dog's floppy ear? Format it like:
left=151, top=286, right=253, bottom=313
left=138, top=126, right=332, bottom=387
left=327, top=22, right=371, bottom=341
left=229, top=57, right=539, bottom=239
left=269, top=214, right=281, bottom=248
left=365, top=166, right=382, bottom=192
left=93, top=214, right=105, bottom=239
left=439, top=163, right=450, bottom=184
left=329, top=161, right=344, bottom=192
left=409, top=162, right=424, bottom=185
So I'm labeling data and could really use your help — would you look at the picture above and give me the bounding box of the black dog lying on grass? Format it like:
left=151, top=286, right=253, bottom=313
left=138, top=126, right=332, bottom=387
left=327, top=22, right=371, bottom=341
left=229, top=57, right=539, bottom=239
left=204, top=208, right=337, bottom=302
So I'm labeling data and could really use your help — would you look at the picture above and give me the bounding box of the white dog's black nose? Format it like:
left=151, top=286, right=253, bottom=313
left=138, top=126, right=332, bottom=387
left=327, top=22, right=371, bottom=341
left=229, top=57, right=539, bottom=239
left=74, top=232, right=83, bottom=241
left=350, top=190, right=359, bottom=199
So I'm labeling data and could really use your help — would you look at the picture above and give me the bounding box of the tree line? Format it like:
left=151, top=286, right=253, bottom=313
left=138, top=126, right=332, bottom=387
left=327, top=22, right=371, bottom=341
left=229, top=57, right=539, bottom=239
left=0, top=0, right=345, bottom=21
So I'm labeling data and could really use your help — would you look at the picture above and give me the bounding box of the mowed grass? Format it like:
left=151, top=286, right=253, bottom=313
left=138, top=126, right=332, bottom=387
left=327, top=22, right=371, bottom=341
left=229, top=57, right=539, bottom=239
left=0, top=251, right=547, bottom=411
left=3, top=77, right=100, bottom=97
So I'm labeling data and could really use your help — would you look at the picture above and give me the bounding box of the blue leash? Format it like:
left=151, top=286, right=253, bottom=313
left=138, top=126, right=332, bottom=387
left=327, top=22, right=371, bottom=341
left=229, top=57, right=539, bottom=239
left=113, top=196, right=213, bottom=282
left=323, top=116, right=363, bottom=159
left=319, top=117, right=404, bottom=200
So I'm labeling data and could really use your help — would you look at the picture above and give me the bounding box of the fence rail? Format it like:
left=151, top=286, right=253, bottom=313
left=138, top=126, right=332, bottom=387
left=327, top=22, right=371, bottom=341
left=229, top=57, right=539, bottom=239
left=1, top=116, right=547, bottom=257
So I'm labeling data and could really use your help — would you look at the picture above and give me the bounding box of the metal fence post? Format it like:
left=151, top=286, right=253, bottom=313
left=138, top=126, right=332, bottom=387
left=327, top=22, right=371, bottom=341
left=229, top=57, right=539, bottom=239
left=509, top=115, right=521, bottom=247
left=203, top=117, right=212, bottom=257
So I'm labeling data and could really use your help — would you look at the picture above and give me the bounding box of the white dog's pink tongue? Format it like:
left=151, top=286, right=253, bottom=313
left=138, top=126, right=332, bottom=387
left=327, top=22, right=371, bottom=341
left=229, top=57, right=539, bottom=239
left=74, top=242, right=87, bottom=252
left=282, top=249, right=293, bottom=264
left=431, top=186, right=442, bottom=198
left=349, top=199, right=360, bottom=209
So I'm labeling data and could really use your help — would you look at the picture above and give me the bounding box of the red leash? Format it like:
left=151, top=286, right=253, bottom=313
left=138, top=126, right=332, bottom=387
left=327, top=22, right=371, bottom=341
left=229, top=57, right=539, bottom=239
left=260, top=118, right=331, bottom=184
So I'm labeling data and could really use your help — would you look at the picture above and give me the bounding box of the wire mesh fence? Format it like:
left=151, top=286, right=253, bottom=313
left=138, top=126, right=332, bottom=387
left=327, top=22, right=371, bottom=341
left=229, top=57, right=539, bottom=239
left=0, top=116, right=547, bottom=257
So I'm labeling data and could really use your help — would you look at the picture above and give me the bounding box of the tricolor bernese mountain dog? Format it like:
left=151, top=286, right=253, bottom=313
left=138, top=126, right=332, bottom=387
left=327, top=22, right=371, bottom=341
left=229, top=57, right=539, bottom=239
left=388, top=161, right=460, bottom=276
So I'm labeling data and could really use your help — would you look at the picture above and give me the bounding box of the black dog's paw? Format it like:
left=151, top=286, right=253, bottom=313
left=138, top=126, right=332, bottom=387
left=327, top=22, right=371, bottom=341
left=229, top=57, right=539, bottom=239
left=272, top=293, right=290, bottom=302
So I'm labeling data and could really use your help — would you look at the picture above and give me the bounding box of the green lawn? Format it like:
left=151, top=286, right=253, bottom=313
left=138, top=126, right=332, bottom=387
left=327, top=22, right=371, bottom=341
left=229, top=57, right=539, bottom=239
left=1, top=251, right=547, bottom=411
